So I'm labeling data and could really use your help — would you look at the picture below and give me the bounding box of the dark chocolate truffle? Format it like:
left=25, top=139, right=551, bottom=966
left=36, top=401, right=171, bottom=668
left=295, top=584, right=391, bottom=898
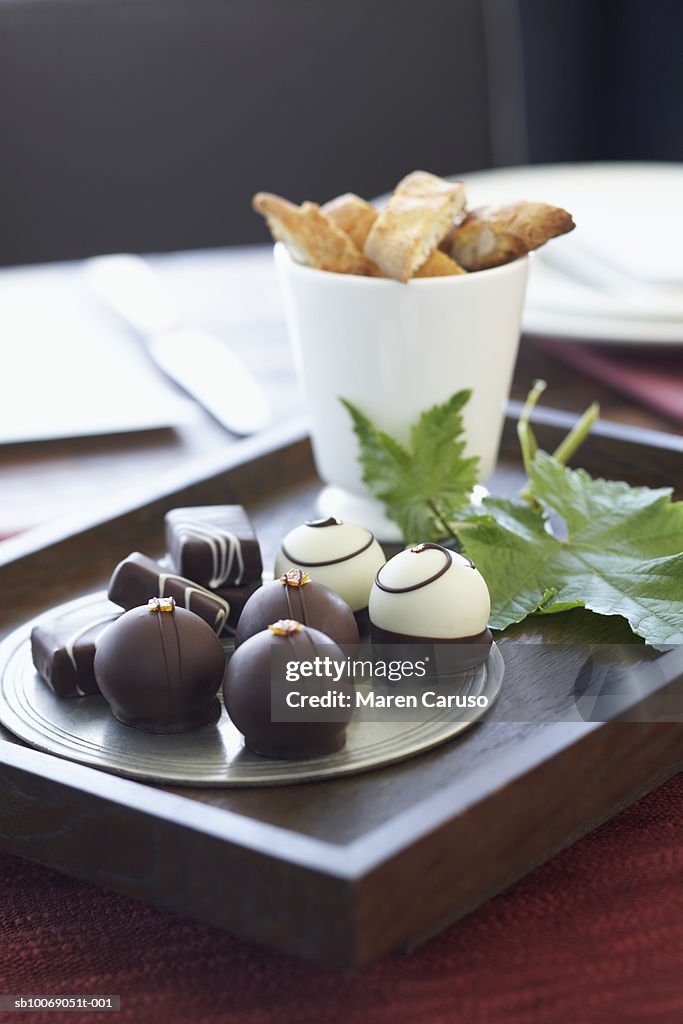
left=165, top=505, right=262, bottom=589
left=94, top=597, right=225, bottom=734
left=234, top=568, right=359, bottom=648
left=224, top=620, right=354, bottom=759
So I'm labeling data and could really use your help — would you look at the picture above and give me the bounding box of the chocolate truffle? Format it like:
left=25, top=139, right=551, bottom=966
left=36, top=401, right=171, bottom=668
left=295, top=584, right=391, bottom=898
left=165, top=505, right=262, bottom=589
left=234, top=568, right=359, bottom=648
left=274, top=518, right=385, bottom=613
left=108, top=552, right=230, bottom=633
left=369, top=543, right=493, bottom=671
left=31, top=608, right=120, bottom=698
left=94, top=597, right=225, bottom=733
left=224, top=620, right=354, bottom=759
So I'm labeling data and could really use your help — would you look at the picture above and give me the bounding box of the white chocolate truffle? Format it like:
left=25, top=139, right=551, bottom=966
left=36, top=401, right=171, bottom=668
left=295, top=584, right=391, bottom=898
left=274, top=517, right=385, bottom=612
left=369, top=543, right=490, bottom=639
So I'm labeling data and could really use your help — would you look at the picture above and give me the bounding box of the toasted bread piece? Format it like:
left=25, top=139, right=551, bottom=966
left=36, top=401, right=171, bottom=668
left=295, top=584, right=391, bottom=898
left=322, top=193, right=378, bottom=250
left=443, top=201, right=575, bottom=271
left=324, top=192, right=466, bottom=278
left=325, top=192, right=466, bottom=276
left=414, top=249, right=467, bottom=277
left=394, top=170, right=466, bottom=203
left=252, top=192, right=374, bottom=275
left=363, top=171, right=467, bottom=282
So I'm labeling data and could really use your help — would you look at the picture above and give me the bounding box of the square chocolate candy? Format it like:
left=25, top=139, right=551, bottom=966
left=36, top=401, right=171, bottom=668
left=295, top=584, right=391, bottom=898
left=213, top=580, right=262, bottom=628
left=108, top=552, right=231, bottom=633
left=165, top=506, right=262, bottom=589
left=31, top=608, right=120, bottom=698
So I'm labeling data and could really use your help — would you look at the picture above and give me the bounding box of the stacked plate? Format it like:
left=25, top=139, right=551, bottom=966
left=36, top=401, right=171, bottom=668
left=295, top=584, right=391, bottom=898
left=459, top=163, right=683, bottom=346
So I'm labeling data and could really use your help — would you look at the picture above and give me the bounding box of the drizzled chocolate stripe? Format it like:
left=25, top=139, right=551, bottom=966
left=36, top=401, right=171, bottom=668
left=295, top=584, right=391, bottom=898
left=374, top=543, right=453, bottom=594
left=281, top=530, right=375, bottom=568
left=284, top=580, right=309, bottom=624
left=64, top=614, right=119, bottom=672
left=172, top=520, right=245, bottom=587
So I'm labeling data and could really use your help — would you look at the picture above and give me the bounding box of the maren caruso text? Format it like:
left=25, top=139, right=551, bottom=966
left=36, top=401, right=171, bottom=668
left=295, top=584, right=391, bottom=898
left=284, top=690, right=489, bottom=710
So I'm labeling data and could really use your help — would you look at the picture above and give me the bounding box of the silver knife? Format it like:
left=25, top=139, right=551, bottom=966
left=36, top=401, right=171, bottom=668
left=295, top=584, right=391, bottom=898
left=83, top=254, right=270, bottom=436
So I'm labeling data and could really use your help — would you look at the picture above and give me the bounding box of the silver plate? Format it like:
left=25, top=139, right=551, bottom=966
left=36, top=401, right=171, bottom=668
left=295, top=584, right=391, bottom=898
left=0, top=593, right=504, bottom=787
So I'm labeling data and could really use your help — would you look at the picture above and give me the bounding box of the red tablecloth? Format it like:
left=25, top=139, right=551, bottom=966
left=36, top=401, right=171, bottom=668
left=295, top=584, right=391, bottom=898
left=2, top=774, right=683, bottom=1024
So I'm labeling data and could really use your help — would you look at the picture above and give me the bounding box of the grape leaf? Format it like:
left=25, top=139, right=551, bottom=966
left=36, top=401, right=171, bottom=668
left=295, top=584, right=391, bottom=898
left=459, top=451, right=683, bottom=646
left=341, top=391, right=479, bottom=543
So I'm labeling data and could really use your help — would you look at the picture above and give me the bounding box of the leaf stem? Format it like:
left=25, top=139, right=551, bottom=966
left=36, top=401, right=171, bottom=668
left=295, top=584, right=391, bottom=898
left=517, top=379, right=547, bottom=475
left=552, top=402, right=600, bottom=466
left=428, top=500, right=459, bottom=543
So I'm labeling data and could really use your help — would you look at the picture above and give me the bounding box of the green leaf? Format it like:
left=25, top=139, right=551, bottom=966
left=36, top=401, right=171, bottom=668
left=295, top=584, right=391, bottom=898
left=341, top=392, right=479, bottom=543
left=460, top=451, right=683, bottom=646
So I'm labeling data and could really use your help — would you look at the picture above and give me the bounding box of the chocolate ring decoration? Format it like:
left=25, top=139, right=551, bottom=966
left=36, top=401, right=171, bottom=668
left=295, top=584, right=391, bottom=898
left=374, top=543, right=453, bottom=594
left=281, top=529, right=375, bottom=568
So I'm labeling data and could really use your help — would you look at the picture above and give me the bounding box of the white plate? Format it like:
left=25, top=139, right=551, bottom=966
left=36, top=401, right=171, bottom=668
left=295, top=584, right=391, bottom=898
left=457, top=163, right=683, bottom=346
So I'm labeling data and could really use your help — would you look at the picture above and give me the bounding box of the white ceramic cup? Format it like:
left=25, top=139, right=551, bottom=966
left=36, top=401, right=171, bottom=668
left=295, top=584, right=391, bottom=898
left=275, top=243, right=529, bottom=540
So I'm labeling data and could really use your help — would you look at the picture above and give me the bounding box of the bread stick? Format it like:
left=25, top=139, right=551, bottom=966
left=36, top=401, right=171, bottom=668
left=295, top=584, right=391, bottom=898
left=322, top=193, right=378, bottom=251
left=252, top=192, right=375, bottom=276
left=413, top=249, right=466, bottom=277
left=324, top=191, right=467, bottom=278
left=363, top=171, right=466, bottom=282
left=443, top=201, right=575, bottom=271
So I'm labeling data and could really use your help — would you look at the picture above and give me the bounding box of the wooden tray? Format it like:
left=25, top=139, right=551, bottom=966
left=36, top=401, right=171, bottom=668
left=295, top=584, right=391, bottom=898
left=1, top=409, right=682, bottom=968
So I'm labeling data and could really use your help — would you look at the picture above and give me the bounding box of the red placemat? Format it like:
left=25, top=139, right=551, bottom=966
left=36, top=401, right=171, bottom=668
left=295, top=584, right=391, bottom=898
left=1, top=774, right=683, bottom=1024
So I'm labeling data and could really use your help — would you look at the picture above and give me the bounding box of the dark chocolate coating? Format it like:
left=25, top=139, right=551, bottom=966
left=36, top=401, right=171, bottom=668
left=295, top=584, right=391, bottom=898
left=234, top=577, right=359, bottom=648
left=370, top=624, right=493, bottom=673
left=224, top=626, right=354, bottom=759
left=94, top=605, right=225, bottom=734
left=354, top=607, right=371, bottom=635
left=213, top=580, right=261, bottom=628
left=31, top=610, right=119, bottom=698
left=108, top=552, right=230, bottom=634
left=165, top=505, right=262, bottom=589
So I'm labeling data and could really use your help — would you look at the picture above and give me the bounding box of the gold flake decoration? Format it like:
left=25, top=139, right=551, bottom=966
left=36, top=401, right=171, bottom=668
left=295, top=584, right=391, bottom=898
left=148, top=596, right=176, bottom=613
left=268, top=619, right=303, bottom=635
left=280, top=568, right=311, bottom=587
